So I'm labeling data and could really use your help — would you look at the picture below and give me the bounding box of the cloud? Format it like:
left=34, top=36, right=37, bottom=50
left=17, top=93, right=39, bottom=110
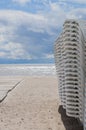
left=0, top=52, right=6, bottom=57
left=0, top=0, right=86, bottom=62
left=0, top=42, right=32, bottom=59
left=12, top=0, right=31, bottom=5
left=44, top=54, right=54, bottom=59
left=0, top=10, right=59, bottom=60
left=0, top=8, right=66, bottom=38
left=67, top=8, right=86, bottom=19
left=48, top=2, right=66, bottom=24
left=0, top=9, right=62, bottom=34
left=60, top=0, right=86, bottom=4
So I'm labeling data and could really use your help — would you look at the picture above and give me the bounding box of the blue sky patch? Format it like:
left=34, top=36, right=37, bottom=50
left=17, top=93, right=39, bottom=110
left=0, top=0, right=85, bottom=64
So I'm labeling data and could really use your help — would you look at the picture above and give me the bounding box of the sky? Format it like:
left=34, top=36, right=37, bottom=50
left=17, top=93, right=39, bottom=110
left=0, top=0, right=86, bottom=64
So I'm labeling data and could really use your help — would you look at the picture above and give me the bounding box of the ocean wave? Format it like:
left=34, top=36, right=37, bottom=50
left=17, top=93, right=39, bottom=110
left=0, top=64, right=56, bottom=76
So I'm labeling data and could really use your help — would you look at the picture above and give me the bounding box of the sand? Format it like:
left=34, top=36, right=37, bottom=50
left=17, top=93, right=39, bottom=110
left=0, top=76, right=83, bottom=130
left=0, top=77, right=22, bottom=102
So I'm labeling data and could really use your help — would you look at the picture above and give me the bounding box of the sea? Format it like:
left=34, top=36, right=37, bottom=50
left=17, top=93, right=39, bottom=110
left=0, top=64, right=56, bottom=76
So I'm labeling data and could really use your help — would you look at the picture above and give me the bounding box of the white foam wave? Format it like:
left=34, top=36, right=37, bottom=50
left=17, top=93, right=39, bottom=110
left=0, top=64, right=56, bottom=76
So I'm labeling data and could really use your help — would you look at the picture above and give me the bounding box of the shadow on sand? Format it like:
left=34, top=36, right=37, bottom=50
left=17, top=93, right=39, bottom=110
left=58, top=105, right=83, bottom=130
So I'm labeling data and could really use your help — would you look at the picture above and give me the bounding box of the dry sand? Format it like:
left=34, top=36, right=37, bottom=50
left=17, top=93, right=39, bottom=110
left=0, top=76, right=83, bottom=130
left=0, top=77, right=22, bottom=102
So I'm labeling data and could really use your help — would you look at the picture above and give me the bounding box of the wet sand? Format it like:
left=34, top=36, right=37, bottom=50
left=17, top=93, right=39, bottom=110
left=0, top=76, right=83, bottom=130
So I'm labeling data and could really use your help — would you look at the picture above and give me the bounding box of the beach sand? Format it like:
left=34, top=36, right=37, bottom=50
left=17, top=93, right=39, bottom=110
left=0, top=76, right=83, bottom=130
